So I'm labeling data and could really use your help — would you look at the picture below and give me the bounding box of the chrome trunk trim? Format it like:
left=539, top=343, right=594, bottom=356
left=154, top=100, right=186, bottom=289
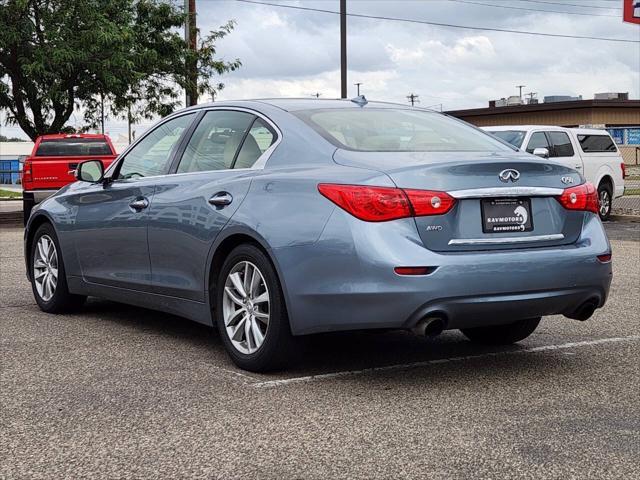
left=448, top=234, right=565, bottom=246
left=448, top=187, right=564, bottom=199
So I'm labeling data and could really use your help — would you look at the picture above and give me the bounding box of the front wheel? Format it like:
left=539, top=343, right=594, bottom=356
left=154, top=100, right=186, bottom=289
left=215, top=244, right=295, bottom=372
left=30, top=223, right=86, bottom=312
left=597, top=183, right=612, bottom=221
left=460, top=317, right=541, bottom=345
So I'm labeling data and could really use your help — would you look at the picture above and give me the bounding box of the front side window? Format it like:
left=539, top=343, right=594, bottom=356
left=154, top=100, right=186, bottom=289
left=234, top=118, right=276, bottom=169
left=577, top=134, right=617, bottom=153
left=295, top=108, right=512, bottom=152
left=118, top=113, right=195, bottom=179
left=525, top=132, right=550, bottom=154
left=177, top=110, right=255, bottom=173
left=548, top=132, right=574, bottom=157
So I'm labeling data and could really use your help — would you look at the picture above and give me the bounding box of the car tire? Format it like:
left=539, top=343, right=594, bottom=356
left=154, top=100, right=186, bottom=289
left=215, top=244, right=295, bottom=372
left=30, top=223, right=86, bottom=313
left=460, top=317, right=541, bottom=345
left=597, top=182, right=613, bottom=221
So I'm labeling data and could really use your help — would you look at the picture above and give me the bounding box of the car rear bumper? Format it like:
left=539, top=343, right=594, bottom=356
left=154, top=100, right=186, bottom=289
left=273, top=210, right=612, bottom=335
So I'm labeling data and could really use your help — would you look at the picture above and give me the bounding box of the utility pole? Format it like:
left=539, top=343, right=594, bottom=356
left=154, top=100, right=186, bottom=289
left=516, top=84, right=526, bottom=101
left=354, top=82, right=362, bottom=96
left=340, top=0, right=347, bottom=99
left=185, top=0, right=198, bottom=107
left=407, top=93, right=419, bottom=107
left=525, top=92, right=537, bottom=104
left=127, top=105, right=132, bottom=144
left=100, top=93, right=105, bottom=134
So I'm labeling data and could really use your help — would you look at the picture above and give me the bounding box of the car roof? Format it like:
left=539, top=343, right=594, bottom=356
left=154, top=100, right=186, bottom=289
left=189, top=98, right=428, bottom=113
left=482, top=125, right=570, bottom=132
left=38, top=133, right=110, bottom=140
left=569, top=128, right=613, bottom=136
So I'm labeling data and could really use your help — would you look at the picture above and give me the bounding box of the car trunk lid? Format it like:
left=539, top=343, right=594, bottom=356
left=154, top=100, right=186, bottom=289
left=333, top=150, right=585, bottom=252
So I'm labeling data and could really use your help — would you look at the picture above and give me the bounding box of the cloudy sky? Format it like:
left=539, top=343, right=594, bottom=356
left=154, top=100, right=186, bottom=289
left=2, top=0, right=639, bottom=141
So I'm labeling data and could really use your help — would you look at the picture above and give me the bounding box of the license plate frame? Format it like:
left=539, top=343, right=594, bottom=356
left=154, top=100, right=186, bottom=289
left=481, top=198, right=533, bottom=233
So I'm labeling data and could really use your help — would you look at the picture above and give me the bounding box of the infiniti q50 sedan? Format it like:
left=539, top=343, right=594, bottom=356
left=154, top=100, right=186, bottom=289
left=24, top=98, right=612, bottom=371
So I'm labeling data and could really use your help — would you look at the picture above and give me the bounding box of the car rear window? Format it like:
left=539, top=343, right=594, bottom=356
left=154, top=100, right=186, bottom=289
left=577, top=134, right=617, bottom=153
left=487, top=130, right=526, bottom=148
left=35, top=138, right=112, bottom=157
left=295, top=108, right=512, bottom=152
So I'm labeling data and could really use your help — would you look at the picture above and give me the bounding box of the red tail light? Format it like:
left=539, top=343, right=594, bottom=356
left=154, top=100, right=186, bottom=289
left=621, top=162, right=626, bottom=180
left=22, top=158, right=33, bottom=184
left=317, top=184, right=456, bottom=222
left=556, top=183, right=598, bottom=214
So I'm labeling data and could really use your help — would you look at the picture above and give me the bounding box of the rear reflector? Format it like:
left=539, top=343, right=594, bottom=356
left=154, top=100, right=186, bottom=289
left=597, top=253, right=612, bottom=263
left=318, top=184, right=456, bottom=222
left=556, top=182, right=598, bottom=215
left=394, top=266, right=436, bottom=275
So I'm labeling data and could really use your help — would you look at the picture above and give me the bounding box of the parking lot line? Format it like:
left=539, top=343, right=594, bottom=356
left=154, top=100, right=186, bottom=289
left=249, top=335, right=640, bottom=388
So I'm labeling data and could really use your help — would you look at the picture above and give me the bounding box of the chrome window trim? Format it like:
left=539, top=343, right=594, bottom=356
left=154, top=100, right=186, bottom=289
left=448, top=186, right=564, bottom=199
left=448, top=234, right=565, bottom=246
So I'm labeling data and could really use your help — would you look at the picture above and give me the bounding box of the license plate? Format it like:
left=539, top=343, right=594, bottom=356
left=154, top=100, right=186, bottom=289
left=481, top=198, right=533, bottom=233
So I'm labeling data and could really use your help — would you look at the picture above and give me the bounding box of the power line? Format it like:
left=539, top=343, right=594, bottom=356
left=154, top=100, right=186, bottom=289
left=236, top=0, right=638, bottom=44
left=450, top=0, right=618, bottom=17
left=517, top=0, right=622, bottom=10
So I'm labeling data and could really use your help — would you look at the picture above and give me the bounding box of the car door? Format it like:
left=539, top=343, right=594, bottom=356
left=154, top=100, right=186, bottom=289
left=547, top=131, right=583, bottom=174
left=146, top=109, right=279, bottom=301
left=72, top=112, right=196, bottom=291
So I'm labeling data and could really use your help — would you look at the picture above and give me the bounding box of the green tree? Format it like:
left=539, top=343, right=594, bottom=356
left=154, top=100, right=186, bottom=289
left=0, top=0, right=241, bottom=140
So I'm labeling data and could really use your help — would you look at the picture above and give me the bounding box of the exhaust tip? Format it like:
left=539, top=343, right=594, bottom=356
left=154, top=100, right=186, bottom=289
left=565, top=298, right=599, bottom=321
left=411, top=316, right=446, bottom=337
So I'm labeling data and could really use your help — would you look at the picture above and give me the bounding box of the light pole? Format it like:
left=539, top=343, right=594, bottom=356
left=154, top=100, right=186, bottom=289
left=354, top=82, right=362, bottom=96
left=340, top=0, right=347, bottom=98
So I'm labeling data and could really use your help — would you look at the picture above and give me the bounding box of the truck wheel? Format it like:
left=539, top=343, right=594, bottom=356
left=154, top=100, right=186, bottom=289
left=461, top=317, right=541, bottom=345
left=23, top=197, right=34, bottom=226
left=597, top=182, right=612, bottom=221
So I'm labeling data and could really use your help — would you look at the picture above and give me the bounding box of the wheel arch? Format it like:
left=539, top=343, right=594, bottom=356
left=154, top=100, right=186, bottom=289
left=24, top=212, right=56, bottom=282
left=205, top=227, right=292, bottom=324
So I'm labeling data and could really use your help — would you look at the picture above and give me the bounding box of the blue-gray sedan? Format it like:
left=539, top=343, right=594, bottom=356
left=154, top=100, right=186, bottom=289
left=24, top=99, right=612, bottom=371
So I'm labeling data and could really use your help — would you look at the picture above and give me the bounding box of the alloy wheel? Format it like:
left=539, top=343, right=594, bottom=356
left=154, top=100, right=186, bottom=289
left=222, top=261, right=270, bottom=354
left=33, top=235, right=58, bottom=302
left=599, top=189, right=611, bottom=217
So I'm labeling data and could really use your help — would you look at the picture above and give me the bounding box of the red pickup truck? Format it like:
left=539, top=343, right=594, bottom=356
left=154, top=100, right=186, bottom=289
left=21, top=133, right=118, bottom=224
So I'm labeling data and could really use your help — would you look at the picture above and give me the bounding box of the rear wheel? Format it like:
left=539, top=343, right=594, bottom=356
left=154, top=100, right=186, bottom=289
left=215, top=244, right=295, bottom=372
left=30, top=223, right=86, bottom=312
left=597, top=182, right=612, bottom=221
left=460, top=317, right=541, bottom=345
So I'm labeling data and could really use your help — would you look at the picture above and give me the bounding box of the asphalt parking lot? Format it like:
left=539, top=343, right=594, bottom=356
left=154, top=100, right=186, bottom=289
left=1, top=221, right=639, bottom=479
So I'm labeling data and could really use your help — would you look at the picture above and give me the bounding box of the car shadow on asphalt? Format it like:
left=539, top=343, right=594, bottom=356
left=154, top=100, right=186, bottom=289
left=78, top=298, right=559, bottom=379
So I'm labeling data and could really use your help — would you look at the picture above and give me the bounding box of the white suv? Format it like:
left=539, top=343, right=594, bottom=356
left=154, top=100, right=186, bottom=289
left=483, top=125, right=626, bottom=220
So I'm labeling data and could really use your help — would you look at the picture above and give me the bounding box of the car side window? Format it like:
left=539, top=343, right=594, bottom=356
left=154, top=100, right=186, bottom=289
left=525, top=132, right=550, bottom=154
left=234, top=118, right=277, bottom=169
left=176, top=110, right=255, bottom=173
left=548, top=132, right=574, bottom=157
left=118, top=113, right=195, bottom=179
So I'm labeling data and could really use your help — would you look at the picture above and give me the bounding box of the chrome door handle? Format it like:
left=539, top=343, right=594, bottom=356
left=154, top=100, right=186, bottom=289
left=208, top=192, right=233, bottom=207
left=129, top=197, right=149, bottom=211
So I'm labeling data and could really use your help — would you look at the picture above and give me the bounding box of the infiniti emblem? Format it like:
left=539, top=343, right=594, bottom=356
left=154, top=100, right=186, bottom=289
left=499, top=168, right=520, bottom=183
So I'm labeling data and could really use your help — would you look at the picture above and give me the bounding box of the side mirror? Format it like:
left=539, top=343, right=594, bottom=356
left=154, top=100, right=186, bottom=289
left=532, top=147, right=549, bottom=159
left=75, top=160, right=104, bottom=183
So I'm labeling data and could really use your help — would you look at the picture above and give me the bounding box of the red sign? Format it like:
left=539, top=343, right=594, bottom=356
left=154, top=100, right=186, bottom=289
left=623, top=0, right=640, bottom=24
